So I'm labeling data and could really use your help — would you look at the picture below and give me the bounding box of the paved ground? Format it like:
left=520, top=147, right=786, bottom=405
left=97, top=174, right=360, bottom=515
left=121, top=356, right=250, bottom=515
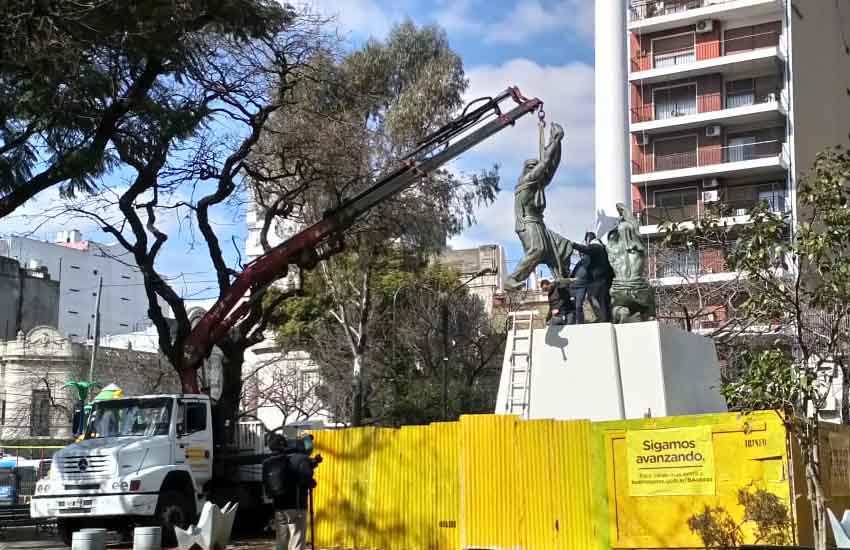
left=0, top=527, right=276, bottom=550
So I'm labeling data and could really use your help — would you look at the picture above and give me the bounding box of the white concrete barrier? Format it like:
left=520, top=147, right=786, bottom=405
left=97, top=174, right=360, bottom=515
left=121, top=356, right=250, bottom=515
left=134, top=526, right=162, bottom=550
left=72, top=529, right=106, bottom=550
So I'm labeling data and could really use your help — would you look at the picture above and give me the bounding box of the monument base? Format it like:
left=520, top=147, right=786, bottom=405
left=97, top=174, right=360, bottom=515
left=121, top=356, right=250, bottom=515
left=495, top=321, right=726, bottom=421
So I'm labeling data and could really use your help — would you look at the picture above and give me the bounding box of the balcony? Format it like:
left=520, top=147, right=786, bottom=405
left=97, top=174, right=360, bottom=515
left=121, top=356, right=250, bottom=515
left=632, top=139, right=786, bottom=184
left=647, top=243, right=732, bottom=282
left=631, top=93, right=784, bottom=134
left=629, top=0, right=783, bottom=32
left=630, top=31, right=782, bottom=84
left=634, top=187, right=789, bottom=231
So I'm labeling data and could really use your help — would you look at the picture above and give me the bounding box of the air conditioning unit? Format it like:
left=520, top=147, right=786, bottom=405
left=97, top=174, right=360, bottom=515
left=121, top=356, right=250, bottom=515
left=696, top=19, right=714, bottom=33
left=703, top=178, right=720, bottom=189
left=636, top=134, right=651, bottom=146
left=706, top=125, right=722, bottom=137
left=702, top=190, right=719, bottom=202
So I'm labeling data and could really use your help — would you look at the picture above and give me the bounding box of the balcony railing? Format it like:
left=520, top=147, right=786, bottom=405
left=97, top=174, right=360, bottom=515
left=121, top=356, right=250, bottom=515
left=726, top=88, right=780, bottom=108
left=632, top=139, right=783, bottom=174
left=631, top=92, right=723, bottom=123
left=630, top=0, right=747, bottom=22
left=648, top=245, right=731, bottom=279
left=633, top=190, right=788, bottom=225
left=630, top=30, right=780, bottom=72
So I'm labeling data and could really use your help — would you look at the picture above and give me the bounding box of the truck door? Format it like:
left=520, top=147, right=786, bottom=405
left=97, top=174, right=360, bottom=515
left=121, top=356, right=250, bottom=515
left=176, top=400, right=213, bottom=489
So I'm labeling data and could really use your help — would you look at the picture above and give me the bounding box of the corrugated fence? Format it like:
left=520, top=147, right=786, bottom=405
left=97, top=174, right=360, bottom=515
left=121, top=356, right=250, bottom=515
left=313, top=411, right=850, bottom=550
left=312, top=415, right=595, bottom=550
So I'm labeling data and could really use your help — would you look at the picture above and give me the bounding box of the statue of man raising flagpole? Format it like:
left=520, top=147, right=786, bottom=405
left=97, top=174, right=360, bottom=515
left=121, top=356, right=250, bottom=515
left=505, top=121, right=573, bottom=290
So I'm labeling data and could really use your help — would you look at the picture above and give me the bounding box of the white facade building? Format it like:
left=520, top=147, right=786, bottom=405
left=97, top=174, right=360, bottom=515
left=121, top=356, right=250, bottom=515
left=0, top=231, right=149, bottom=341
left=0, top=326, right=177, bottom=443
left=241, top=202, right=335, bottom=430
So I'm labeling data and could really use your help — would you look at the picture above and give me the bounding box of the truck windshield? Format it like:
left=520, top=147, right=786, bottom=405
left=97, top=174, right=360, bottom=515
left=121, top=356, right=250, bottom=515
left=85, top=398, right=172, bottom=439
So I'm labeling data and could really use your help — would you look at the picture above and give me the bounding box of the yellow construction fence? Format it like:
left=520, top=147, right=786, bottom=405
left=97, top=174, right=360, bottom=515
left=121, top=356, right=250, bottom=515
left=312, top=411, right=850, bottom=550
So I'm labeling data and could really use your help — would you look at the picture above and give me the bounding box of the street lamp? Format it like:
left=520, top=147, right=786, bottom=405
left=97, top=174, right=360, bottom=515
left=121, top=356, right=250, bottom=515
left=391, top=267, right=495, bottom=420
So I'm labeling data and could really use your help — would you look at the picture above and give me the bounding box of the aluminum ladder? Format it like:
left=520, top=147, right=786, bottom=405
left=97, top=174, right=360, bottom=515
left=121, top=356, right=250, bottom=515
left=505, top=310, right=534, bottom=417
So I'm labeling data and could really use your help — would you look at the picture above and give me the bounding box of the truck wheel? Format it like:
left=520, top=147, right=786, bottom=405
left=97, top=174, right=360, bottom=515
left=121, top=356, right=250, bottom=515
left=57, top=518, right=79, bottom=546
left=155, top=491, right=193, bottom=546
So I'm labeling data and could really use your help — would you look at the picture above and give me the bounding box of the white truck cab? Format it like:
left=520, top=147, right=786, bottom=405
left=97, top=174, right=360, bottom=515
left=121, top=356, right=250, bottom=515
left=31, top=394, right=218, bottom=544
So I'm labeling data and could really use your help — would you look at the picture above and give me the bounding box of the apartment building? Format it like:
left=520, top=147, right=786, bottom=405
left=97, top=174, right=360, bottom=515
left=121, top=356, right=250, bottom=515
left=624, top=0, right=850, bottom=328
left=0, top=230, right=150, bottom=341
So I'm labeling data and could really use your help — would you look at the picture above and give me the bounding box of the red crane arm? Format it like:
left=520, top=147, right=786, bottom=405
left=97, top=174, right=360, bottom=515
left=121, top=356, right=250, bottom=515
left=180, top=86, right=543, bottom=393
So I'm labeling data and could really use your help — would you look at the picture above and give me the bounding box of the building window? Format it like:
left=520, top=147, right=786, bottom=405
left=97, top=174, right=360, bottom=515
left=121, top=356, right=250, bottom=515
left=653, top=135, right=698, bottom=171
left=120, top=297, right=130, bottom=302
left=758, top=188, right=787, bottom=213
left=652, top=33, right=695, bottom=68
left=68, top=310, right=79, bottom=315
left=1, top=396, right=6, bottom=425
left=69, top=265, right=80, bottom=270
left=30, top=390, right=51, bottom=436
left=653, top=84, right=696, bottom=119
left=298, top=369, right=321, bottom=401
left=119, top=323, right=129, bottom=328
left=68, top=288, right=80, bottom=293
left=121, top=275, right=131, bottom=280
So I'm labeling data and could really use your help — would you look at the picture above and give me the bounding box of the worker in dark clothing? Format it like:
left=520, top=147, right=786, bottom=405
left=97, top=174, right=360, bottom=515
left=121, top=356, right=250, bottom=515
left=262, top=433, right=322, bottom=550
left=572, top=232, right=614, bottom=322
left=540, top=279, right=574, bottom=325
left=569, top=250, right=591, bottom=324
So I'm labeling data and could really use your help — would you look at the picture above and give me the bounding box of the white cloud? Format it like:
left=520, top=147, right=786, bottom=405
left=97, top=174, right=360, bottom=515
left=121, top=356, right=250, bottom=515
left=299, top=0, right=393, bottom=39
left=462, top=58, right=594, bottom=169
left=436, top=0, right=593, bottom=45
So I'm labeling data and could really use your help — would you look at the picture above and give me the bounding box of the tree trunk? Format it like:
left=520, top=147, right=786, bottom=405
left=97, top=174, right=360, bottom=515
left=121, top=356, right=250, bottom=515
left=179, top=368, right=199, bottom=394
left=841, top=363, right=850, bottom=425
left=801, top=427, right=828, bottom=550
left=217, top=344, right=245, bottom=449
left=351, top=351, right=364, bottom=426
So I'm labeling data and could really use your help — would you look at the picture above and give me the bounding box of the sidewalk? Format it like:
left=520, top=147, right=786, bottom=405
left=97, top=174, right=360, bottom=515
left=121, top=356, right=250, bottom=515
left=0, top=527, right=67, bottom=550
left=0, top=527, right=275, bottom=550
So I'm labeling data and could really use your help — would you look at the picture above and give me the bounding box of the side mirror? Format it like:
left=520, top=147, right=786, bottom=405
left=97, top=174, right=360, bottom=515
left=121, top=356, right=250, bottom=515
left=176, top=422, right=185, bottom=436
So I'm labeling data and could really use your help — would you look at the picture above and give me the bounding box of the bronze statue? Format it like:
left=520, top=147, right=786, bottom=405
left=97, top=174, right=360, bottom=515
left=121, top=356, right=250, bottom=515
left=607, top=202, right=655, bottom=323
left=505, top=122, right=573, bottom=290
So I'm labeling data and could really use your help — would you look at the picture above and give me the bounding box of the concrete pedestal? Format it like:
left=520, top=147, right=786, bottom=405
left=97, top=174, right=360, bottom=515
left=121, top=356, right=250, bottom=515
left=495, top=321, right=726, bottom=421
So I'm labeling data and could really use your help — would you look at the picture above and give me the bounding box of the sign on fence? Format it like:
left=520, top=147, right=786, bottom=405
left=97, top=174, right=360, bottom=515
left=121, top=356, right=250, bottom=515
left=626, top=426, right=716, bottom=497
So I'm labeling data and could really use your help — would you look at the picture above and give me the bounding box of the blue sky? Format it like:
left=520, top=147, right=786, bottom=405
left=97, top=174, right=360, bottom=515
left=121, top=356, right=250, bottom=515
left=0, top=0, right=598, bottom=298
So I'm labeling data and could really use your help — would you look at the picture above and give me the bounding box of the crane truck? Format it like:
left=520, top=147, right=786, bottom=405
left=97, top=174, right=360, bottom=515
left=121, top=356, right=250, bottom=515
left=29, top=87, right=544, bottom=545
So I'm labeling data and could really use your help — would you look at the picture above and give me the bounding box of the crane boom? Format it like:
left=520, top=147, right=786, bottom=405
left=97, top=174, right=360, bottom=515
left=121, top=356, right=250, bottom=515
left=180, top=86, right=543, bottom=392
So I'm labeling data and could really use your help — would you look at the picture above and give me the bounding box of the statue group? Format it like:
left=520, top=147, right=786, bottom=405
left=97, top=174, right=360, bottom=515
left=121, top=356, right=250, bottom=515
left=504, top=121, right=655, bottom=324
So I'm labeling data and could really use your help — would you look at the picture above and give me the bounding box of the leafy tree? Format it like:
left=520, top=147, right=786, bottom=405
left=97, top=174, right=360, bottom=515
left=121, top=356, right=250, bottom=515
left=0, top=0, right=291, bottom=218
left=275, top=255, right=503, bottom=426
left=665, top=146, right=850, bottom=550
left=686, top=485, right=793, bottom=548
left=257, top=21, right=499, bottom=426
